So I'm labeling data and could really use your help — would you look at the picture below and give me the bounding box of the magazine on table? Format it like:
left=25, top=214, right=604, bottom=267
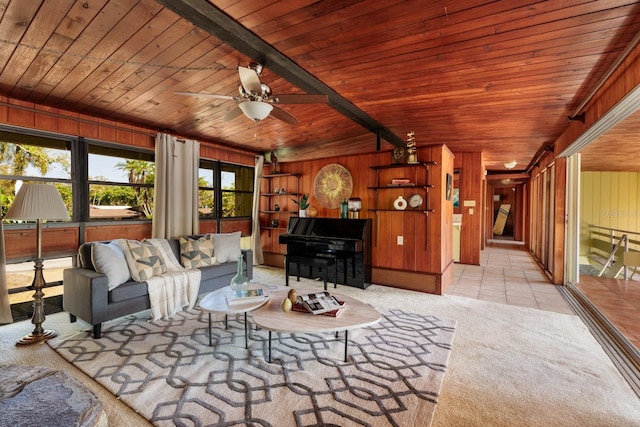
left=291, top=301, right=345, bottom=317
left=295, top=291, right=345, bottom=315
left=226, top=287, right=266, bottom=305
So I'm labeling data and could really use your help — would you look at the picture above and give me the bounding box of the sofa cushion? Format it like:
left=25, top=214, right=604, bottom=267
left=108, top=280, right=149, bottom=303
left=179, top=235, right=215, bottom=268
left=210, top=231, right=242, bottom=264
left=91, top=241, right=131, bottom=290
left=123, top=240, right=167, bottom=281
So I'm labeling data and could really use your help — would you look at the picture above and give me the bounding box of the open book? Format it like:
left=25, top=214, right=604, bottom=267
left=295, top=291, right=345, bottom=315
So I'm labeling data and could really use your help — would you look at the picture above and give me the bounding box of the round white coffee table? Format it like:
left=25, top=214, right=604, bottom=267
left=199, top=283, right=271, bottom=349
left=252, top=288, right=380, bottom=362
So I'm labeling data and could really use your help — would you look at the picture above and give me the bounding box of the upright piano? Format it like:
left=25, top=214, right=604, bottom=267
left=279, top=217, right=372, bottom=289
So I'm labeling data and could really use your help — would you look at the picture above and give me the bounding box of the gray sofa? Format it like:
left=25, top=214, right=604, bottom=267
left=63, top=236, right=253, bottom=339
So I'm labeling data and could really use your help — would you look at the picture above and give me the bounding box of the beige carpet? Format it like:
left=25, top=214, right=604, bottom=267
left=2, top=265, right=640, bottom=426
left=47, top=307, right=455, bottom=426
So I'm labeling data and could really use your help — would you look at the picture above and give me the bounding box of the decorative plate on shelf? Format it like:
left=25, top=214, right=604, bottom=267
left=314, top=163, right=353, bottom=209
left=408, top=194, right=423, bottom=209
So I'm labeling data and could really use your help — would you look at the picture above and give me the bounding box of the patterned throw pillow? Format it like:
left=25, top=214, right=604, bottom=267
left=180, top=235, right=215, bottom=268
left=124, top=240, right=167, bottom=281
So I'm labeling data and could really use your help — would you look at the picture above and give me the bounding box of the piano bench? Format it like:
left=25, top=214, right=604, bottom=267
left=285, top=253, right=337, bottom=291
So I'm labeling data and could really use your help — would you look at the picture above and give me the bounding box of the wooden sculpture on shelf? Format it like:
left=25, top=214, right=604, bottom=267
left=406, top=131, right=417, bottom=164
left=269, top=151, right=279, bottom=173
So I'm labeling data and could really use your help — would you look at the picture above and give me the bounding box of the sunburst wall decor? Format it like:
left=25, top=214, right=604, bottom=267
left=313, top=163, right=353, bottom=209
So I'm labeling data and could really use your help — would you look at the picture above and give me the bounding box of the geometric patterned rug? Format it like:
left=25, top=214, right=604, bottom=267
left=49, top=308, right=455, bottom=427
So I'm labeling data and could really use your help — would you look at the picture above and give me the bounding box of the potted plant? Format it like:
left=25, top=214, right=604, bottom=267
left=292, top=193, right=310, bottom=217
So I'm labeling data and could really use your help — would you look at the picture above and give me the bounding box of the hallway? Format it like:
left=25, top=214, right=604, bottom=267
left=447, top=241, right=573, bottom=315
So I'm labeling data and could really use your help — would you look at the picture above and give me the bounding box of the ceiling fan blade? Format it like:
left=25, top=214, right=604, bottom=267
left=222, top=107, right=244, bottom=122
left=271, top=94, right=329, bottom=104
left=174, top=91, right=238, bottom=101
left=270, top=106, right=298, bottom=125
left=238, top=66, right=262, bottom=94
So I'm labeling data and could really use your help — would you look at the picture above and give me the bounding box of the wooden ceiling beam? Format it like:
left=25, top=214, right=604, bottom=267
left=154, top=0, right=406, bottom=149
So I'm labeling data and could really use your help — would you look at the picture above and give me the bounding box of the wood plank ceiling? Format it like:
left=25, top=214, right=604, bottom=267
left=0, top=0, right=639, bottom=173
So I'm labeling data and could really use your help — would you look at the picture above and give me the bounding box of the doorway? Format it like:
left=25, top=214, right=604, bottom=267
left=492, top=187, right=517, bottom=240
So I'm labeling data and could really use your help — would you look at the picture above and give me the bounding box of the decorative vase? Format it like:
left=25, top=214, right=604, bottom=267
left=230, top=255, right=249, bottom=291
left=340, top=199, right=348, bottom=218
left=393, top=195, right=408, bottom=210
left=299, top=209, right=308, bottom=218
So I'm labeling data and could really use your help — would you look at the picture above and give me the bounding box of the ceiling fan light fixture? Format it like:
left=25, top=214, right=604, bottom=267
left=504, top=160, right=517, bottom=169
left=239, top=101, right=273, bottom=122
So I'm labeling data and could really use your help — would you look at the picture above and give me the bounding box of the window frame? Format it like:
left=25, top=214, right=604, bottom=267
left=199, top=159, right=254, bottom=220
left=86, top=140, right=155, bottom=222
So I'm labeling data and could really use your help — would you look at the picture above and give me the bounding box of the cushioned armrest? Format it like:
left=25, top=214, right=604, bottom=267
left=63, top=268, right=110, bottom=325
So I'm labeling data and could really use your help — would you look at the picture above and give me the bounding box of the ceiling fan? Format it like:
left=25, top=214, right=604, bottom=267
left=175, top=63, right=328, bottom=124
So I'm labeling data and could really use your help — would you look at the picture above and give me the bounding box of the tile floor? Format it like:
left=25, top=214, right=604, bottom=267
left=446, top=241, right=574, bottom=315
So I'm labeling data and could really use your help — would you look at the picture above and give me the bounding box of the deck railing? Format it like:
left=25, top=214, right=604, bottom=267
left=588, top=225, right=640, bottom=280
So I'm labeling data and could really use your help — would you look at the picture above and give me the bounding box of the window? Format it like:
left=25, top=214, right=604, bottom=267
left=0, top=130, right=72, bottom=217
left=88, top=144, right=154, bottom=221
left=198, top=162, right=216, bottom=218
left=221, top=163, right=254, bottom=218
left=198, top=161, right=254, bottom=219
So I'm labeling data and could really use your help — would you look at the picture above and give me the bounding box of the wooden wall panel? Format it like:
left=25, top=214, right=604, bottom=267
left=581, top=171, right=640, bottom=252
left=219, top=219, right=252, bottom=235
left=0, top=95, right=254, bottom=165
left=84, top=224, right=152, bottom=242
left=200, top=221, right=217, bottom=234
left=454, top=152, right=483, bottom=265
left=4, top=226, right=79, bottom=261
left=552, top=159, right=566, bottom=284
left=437, top=145, right=455, bottom=274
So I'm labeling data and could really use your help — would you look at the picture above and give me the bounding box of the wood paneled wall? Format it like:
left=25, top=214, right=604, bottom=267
left=453, top=152, right=483, bottom=265
left=581, top=171, right=640, bottom=252
left=0, top=96, right=256, bottom=165
left=261, top=145, right=454, bottom=294
left=0, top=97, right=154, bottom=149
left=3, top=226, right=79, bottom=261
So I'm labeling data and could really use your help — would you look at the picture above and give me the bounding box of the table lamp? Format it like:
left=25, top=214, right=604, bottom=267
left=5, top=183, right=70, bottom=346
left=347, top=197, right=362, bottom=219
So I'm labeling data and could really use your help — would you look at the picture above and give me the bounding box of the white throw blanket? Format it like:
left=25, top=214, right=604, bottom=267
left=146, top=239, right=201, bottom=320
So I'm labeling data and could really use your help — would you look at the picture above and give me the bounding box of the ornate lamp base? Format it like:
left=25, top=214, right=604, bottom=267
left=15, top=256, right=58, bottom=346
left=16, top=329, right=59, bottom=346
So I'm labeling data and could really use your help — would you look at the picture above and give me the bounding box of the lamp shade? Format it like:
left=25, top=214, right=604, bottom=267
left=239, top=101, right=273, bottom=121
left=347, top=197, right=362, bottom=211
left=5, top=183, right=70, bottom=221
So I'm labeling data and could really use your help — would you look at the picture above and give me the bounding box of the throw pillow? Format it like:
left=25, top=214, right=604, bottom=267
left=91, top=241, right=131, bottom=290
left=210, top=231, right=242, bottom=264
left=123, top=239, right=167, bottom=281
left=179, top=235, right=215, bottom=268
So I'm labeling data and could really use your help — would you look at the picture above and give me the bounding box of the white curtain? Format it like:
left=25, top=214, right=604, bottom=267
left=0, top=216, right=13, bottom=323
left=251, top=155, right=264, bottom=265
left=153, top=133, right=200, bottom=239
